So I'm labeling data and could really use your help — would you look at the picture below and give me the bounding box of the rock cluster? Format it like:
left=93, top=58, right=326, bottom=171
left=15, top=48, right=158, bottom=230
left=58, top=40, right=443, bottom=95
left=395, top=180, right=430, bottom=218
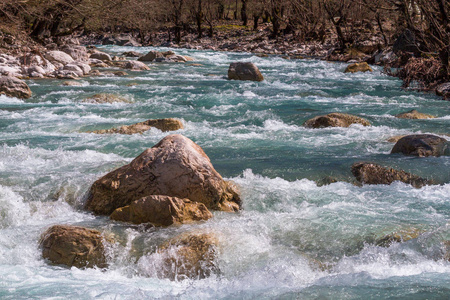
left=138, top=50, right=193, bottom=63
left=85, top=134, right=240, bottom=215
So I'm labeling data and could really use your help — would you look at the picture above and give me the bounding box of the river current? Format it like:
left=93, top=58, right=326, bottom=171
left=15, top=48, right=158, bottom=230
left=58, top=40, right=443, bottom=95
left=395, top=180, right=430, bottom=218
left=0, top=46, right=449, bottom=299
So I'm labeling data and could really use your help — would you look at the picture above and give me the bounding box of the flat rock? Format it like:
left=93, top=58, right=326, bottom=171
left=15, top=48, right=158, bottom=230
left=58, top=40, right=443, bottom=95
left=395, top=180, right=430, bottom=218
left=344, top=62, right=373, bottom=73
left=40, top=225, right=107, bottom=268
left=156, top=233, right=218, bottom=280
left=391, top=134, right=448, bottom=157
left=351, top=162, right=432, bottom=188
left=304, top=112, right=370, bottom=128
left=0, top=76, right=32, bottom=99
left=110, top=195, right=213, bottom=226
left=374, top=227, right=423, bottom=247
left=85, top=134, right=241, bottom=215
left=82, top=93, right=131, bottom=104
left=89, top=118, right=184, bottom=134
left=395, top=109, right=435, bottom=119
left=228, top=62, right=264, bottom=81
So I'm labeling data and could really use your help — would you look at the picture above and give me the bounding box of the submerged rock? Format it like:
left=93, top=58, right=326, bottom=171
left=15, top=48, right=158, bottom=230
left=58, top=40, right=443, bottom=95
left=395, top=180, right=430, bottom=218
left=62, top=80, right=83, bottom=86
left=40, top=225, right=108, bottom=268
left=156, top=233, right=219, bottom=280
left=351, top=162, right=432, bottom=188
left=344, top=62, right=372, bottom=73
left=89, top=118, right=184, bottom=134
left=304, top=112, right=370, bottom=128
left=0, top=76, right=32, bottom=99
left=82, top=93, right=131, bottom=104
left=395, top=110, right=435, bottom=119
left=110, top=195, right=212, bottom=226
left=374, top=227, right=423, bottom=247
left=391, top=134, right=448, bottom=157
left=228, top=62, right=264, bottom=81
left=85, top=134, right=241, bottom=215
left=122, top=51, right=142, bottom=57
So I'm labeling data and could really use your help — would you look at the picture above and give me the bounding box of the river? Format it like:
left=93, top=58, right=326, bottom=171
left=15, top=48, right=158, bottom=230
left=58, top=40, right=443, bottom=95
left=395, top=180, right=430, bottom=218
left=0, top=46, right=449, bottom=299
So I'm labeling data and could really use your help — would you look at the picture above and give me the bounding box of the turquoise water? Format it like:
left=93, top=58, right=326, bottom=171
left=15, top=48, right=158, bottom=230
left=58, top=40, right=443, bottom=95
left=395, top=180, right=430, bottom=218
left=0, top=46, right=449, bottom=299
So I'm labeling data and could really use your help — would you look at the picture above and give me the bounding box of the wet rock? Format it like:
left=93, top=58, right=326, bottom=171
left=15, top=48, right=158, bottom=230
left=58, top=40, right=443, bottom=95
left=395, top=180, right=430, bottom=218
left=374, top=227, right=423, bottom=247
left=122, top=51, right=142, bottom=57
left=124, top=60, right=150, bottom=71
left=72, top=62, right=91, bottom=75
left=351, top=162, right=432, bottom=188
left=89, top=118, right=184, bottom=134
left=89, top=52, right=112, bottom=62
left=156, top=233, right=219, bottom=280
left=63, top=64, right=84, bottom=77
left=436, top=82, right=450, bottom=99
left=228, top=62, right=264, bottom=81
left=344, top=62, right=373, bottom=73
left=85, top=134, right=241, bottom=215
left=304, top=112, right=370, bottom=128
left=113, top=71, right=128, bottom=77
left=395, top=109, right=435, bottom=119
left=44, top=50, right=74, bottom=66
left=387, top=135, right=406, bottom=143
left=40, top=225, right=108, bottom=268
left=89, top=70, right=102, bottom=76
left=0, top=76, right=32, bottom=99
left=82, top=93, right=131, bottom=104
left=391, top=134, right=448, bottom=157
left=444, top=241, right=450, bottom=261
left=138, top=50, right=163, bottom=62
left=110, top=195, right=213, bottom=226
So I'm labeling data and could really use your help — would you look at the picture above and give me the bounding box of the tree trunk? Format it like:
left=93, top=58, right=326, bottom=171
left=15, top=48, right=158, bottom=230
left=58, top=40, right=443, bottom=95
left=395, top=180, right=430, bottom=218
left=241, top=0, right=248, bottom=26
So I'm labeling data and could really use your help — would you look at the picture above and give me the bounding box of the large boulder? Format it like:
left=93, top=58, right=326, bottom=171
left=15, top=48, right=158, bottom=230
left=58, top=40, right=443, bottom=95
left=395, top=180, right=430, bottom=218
left=344, top=62, right=373, bottom=73
left=89, top=52, right=112, bottom=62
left=138, top=51, right=163, bottom=62
left=304, top=112, right=370, bottom=128
left=395, top=109, right=435, bottom=119
left=351, top=162, right=432, bottom=188
left=391, top=134, right=448, bottom=157
left=156, top=233, right=218, bottom=280
left=89, top=118, right=184, bottom=134
left=85, top=134, right=241, bottom=215
left=436, top=82, right=450, bottom=99
left=124, top=60, right=150, bottom=71
left=61, top=45, right=89, bottom=61
left=110, top=195, right=212, bottom=226
left=40, top=225, right=108, bottom=268
left=0, top=76, right=32, bottom=99
left=228, top=62, right=264, bottom=81
left=44, top=50, right=74, bottom=66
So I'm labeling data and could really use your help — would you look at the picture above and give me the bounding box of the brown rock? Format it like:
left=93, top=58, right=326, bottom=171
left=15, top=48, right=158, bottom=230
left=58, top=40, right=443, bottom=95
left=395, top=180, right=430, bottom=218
left=391, top=134, right=448, bottom=157
left=387, top=135, right=406, bottom=143
left=304, top=112, right=370, bottom=128
left=124, top=60, right=150, bottom=71
left=88, top=118, right=184, bottom=134
left=40, top=225, right=107, bottom=268
left=228, top=62, right=264, bottom=82
left=344, top=62, right=373, bottom=73
left=0, top=76, right=32, bottom=99
left=110, top=195, right=212, bottom=225
left=374, top=227, right=423, bottom=247
left=62, top=81, right=82, bottom=87
left=138, top=50, right=163, bottom=62
left=113, top=71, right=128, bottom=76
left=444, top=241, right=450, bottom=261
left=82, top=93, right=131, bottom=104
left=351, top=162, right=432, bottom=188
left=122, top=51, right=142, bottom=57
left=395, top=110, right=435, bottom=119
left=85, top=134, right=241, bottom=215
left=436, top=82, right=450, bottom=99
left=157, top=233, right=218, bottom=280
